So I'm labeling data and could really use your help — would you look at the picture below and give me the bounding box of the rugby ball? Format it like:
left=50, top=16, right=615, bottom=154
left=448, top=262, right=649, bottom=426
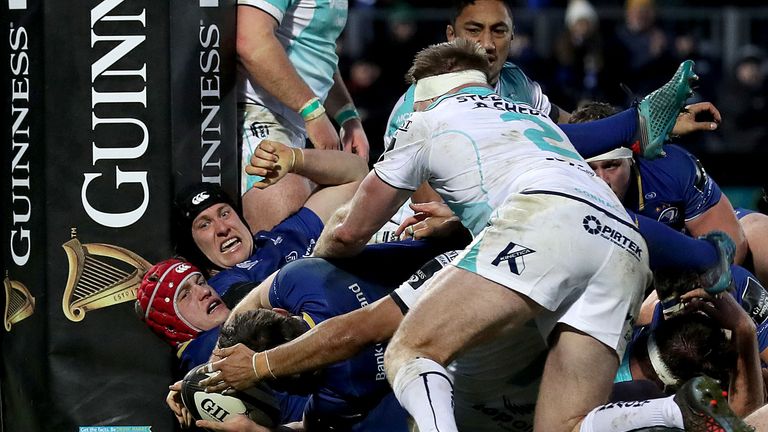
left=180, top=364, right=281, bottom=428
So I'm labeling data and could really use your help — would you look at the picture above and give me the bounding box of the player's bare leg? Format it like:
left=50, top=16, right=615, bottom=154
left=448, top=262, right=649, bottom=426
left=385, top=266, right=543, bottom=432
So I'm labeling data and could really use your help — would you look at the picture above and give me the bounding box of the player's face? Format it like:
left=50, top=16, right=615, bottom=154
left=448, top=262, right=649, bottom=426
left=191, top=203, right=254, bottom=269
left=175, top=273, right=230, bottom=331
left=588, top=159, right=632, bottom=201
left=447, top=0, right=513, bottom=83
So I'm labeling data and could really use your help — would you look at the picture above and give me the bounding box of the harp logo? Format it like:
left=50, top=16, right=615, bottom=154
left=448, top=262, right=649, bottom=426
left=61, top=238, right=151, bottom=322
left=3, top=277, right=35, bottom=332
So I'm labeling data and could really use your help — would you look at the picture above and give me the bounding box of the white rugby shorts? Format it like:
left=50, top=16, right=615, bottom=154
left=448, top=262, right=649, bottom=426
left=453, top=192, right=652, bottom=358
left=240, top=103, right=306, bottom=195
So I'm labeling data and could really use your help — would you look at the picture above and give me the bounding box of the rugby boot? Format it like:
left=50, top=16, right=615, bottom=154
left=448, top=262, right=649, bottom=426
left=698, top=231, right=736, bottom=295
left=634, top=60, right=698, bottom=159
left=674, top=376, right=754, bottom=432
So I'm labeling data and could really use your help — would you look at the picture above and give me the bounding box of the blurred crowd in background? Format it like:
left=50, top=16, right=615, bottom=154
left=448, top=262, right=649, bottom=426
left=337, top=0, right=768, bottom=162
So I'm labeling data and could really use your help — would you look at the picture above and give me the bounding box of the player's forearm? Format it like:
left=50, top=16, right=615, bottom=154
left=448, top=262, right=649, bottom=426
left=223, top=274, right=275, bottom=328
left=293, top=149, right=368, bottom=185
left=324, top=69, right=356, bottom=121
left=237, top=13, right=315, bottom=113
left=313, top=224, right=368, bottom=258
left=266, top=315, right=372, bottom=376
left=729, top=322, right=764, bottom=417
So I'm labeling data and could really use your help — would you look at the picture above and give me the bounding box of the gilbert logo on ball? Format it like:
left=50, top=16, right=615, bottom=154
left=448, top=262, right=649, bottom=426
left=181, top=364, right=281, bottom=427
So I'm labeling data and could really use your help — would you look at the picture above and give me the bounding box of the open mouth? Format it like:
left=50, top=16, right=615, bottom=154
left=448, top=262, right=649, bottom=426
left=207, top=300, right=221, bottom=315
left=220, top=237, right=241, bottom=253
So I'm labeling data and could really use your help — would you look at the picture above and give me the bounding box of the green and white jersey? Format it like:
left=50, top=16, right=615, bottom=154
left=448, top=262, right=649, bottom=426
left=238, top=0, right=347, bottom=130
left=383, top=62, right=552, bottom=151
left=375, top=87, right=624, bottom=236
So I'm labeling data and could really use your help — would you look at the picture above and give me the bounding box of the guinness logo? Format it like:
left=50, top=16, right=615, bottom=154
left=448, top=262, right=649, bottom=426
left=192, top=192, right=209, bottom=205
left=61, top=238, right=151, bottom=322
left=3, top=277, right=35, bottom=332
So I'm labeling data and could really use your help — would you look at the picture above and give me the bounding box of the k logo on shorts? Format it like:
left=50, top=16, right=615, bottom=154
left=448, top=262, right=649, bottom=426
left=492, top=242, right=535, bottom=275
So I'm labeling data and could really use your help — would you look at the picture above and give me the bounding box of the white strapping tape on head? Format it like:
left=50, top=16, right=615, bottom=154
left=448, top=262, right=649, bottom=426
left=647, top=332, right=681, bottom=387
left=414, top=70, right=488, bottom=102
left=585, top=147, right=634, bottom=163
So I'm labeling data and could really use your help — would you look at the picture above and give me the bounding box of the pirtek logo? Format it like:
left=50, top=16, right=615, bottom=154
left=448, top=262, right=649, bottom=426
left=192, top=192, right=210, bottom=205
left=201, top=398, right=230, bottom=421
left=582, top=215, right=643, bottom=261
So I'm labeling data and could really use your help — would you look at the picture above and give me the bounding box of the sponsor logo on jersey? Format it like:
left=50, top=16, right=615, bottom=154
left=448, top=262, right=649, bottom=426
left=582, top=215, right=643, bottom=261
left=741, top=276, right=768, bottom=325
left=492, top=242, right=535, bottom=275
left=657, top=206, right=680, bottom=225
left=235, top=259, right=259, bottom=270
left=284, top=250, right=298, bottom=263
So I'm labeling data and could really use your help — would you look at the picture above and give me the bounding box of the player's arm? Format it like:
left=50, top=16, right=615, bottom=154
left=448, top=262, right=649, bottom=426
left=261, top=296, right=403, bottom=376
left=313, top=172, right=412, bottom=258
left=237, top=5, right=338, bottom=150
left=685, top=195, right=748, bottom=265
left=246, top=140, right=368, bottom=223
left=221, top=272, right=277, bottom=328
left=203, top=296, right=404, bottom=393
left=687, top=295, right=764, bottom=416
left=324, top=68, right=370, bottom=161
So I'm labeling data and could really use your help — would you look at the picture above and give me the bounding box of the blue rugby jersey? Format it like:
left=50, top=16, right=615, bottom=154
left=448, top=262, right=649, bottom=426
left=624, top=145, right=721, bottom=231
left=208, top=207, right=324, bottom=295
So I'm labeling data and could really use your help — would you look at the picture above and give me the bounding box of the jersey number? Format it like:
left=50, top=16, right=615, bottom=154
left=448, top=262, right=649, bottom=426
left=500, top=112, right=582, bottom=161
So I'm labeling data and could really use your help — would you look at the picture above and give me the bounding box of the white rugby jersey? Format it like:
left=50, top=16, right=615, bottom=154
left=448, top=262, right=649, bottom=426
left=384, top=63, right=552, bottom=149
left=238, top=0, right=347, bottom=130
left=375, top=87, right=626, bottom=235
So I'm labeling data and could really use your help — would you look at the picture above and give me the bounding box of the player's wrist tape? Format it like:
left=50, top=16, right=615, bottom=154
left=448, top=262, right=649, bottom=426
left=299, top=97, right=325, bottom=122
left=334, top=103, right=360, bottom=126
left=253, top=351, right=279, bottom=380
left=289, top=148, right=304, bottom=173
left=264, top=351, right=278, bottom=380
left=252, top=352, right=262, bottom=380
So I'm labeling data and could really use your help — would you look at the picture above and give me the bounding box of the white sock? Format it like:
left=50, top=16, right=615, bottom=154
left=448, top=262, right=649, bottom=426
left=579, top=395, right=684, bottom=432
left=392, top=357, right=458, bottom=432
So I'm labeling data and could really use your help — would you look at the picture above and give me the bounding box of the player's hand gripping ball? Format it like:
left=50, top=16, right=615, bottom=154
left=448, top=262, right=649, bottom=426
left=180, top=364, right=280, bottom=429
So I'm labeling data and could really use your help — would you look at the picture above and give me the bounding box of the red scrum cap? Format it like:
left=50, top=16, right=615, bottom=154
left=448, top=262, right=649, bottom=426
left=136, top=259, right=203, bottom=348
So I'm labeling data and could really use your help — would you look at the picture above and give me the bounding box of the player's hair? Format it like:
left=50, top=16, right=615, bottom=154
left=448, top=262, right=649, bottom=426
left=646, top=312, right=734, bottom=388
left=450, top=0, right=513, bottom=27
left=219, top=309, right=308, bottom=353
left=569, top=101, right=621, bottom=124
left=407, top=39, right=491, bottom=84
left=219, top=309, right=317, bottom=394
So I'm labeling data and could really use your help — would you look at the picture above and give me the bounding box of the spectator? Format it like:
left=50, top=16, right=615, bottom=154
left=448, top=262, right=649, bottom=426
left=604, top=0, right=677, bottom=105
left=717, top=47, right=768, bottom=153
left=553, top=0, right=604, bottom=109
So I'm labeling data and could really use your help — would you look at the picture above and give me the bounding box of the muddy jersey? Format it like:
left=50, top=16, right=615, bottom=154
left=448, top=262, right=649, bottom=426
left=384, top=62, right=552, bottom=151
left=375, top=86, right=627, bottom=236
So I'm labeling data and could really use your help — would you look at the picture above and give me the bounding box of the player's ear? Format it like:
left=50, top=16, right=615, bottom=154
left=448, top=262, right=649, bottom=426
left=446, top=24, right=456, bottom=40
left=272, top=307, right=290, bottom=317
